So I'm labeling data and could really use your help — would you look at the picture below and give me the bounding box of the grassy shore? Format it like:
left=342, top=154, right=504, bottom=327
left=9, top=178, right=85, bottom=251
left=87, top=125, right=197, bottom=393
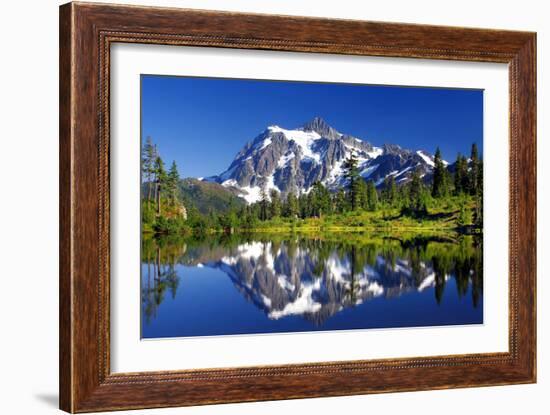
left=143, top=196, right=480, bottom=237
left=240, top=202, right=473, bottom=233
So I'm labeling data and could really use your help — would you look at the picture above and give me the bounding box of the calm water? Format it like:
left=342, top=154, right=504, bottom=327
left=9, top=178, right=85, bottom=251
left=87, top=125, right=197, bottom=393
left=141, top=233, right=483, bottom=338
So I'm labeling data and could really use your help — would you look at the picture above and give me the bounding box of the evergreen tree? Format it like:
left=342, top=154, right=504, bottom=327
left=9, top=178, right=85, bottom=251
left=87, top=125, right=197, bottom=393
left=250, top=203, right=261, bottom=222
left=454, top=153, right=468, bottom=195
left=334, top=189, right=347, bottom=214
left=473, top=161, right=483, bottom=228
left=408, top=170, right=427, bottom=216
left=307, top=192, right=315, bottom=217
left=154, top=156, right=167, bottom=215
left=310, top=181, right=331, bottom=217
left=152, top=144, right=160, bottom=201
left=469, top=143, right=481, bottom=196
left=343, top=153, right=361, bottom=210
left=243, top=205, right=259, bottom=228
left=366, top=180, right=378, bottom=211
left=259, top=185, right=269, bottom=221
left=284, top=190, right=298, bottom=218
left=399, top=182, right=409, bottom=207
left=445, top=168, right=452, bottom=196
left=319, top=183, right=332, bottom=215
left=226, top=208, right=239, bottom=232
left=478, top=160, right=483, bottom=195
left=142, top=136, right=157, bottom=200
left=167, top=160, right=180, bottom=205
left=383, top=175, right=398, bottom=206
left=382, top=176, right=390, bottom=202
left=298, top=193, right=310, bottom=218
left=269, top=189, right=281, bottom=218
left=356, top=179, right=368, bottom=210
left=432, top=147, right=449, bottom=198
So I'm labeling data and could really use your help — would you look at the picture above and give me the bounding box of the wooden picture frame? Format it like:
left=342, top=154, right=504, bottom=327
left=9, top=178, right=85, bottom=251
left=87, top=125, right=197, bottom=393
left=59, top=2, right=536, bottom=412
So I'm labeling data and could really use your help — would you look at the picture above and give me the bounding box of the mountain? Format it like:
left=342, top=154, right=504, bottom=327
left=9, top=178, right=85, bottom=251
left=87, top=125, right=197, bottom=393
left=206, top=117, right=444, bottom=204
left=178, top=178, right=246, bottom=215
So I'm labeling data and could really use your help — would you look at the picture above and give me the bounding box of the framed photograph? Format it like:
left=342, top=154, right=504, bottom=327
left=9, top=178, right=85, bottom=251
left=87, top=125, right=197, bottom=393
left=59, top=2, right=536, bottom=412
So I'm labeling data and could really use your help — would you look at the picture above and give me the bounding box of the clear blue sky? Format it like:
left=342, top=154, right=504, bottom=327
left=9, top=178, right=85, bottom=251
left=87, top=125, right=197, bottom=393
left=141, top=75, right=483, bottom=179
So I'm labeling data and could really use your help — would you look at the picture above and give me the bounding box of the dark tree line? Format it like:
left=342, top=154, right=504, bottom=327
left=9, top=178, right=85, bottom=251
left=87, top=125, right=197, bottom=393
left=436, top=143, right=483, bottom=197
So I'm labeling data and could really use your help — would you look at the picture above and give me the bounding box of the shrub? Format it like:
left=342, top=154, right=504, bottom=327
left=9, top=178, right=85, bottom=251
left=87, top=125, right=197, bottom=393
left=153, top=216, right=181, bottom=234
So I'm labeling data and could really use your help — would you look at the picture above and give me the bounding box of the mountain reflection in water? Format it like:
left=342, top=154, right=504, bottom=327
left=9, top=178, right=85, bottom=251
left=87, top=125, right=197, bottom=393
left=141, top=233, right=483, bottom=338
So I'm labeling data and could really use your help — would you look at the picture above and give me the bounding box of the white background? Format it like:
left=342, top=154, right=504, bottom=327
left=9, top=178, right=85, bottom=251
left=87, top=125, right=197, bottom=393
left=111, top=45, right=509, bottom=372
left=0, top=0, right=547, bottom=414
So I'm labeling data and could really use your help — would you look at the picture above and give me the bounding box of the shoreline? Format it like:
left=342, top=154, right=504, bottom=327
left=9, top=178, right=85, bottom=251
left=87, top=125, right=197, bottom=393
left=143, top=224, right=481, bottom=238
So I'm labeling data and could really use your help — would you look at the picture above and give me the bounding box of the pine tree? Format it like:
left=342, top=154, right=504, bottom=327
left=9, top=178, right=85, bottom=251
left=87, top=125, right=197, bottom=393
left=454, top=154, right=468, bottom=195
left=382, top=176, right=390, bottom=202
left=308, top=181, right=323, bottom=217
left=167, top=161, right=180, bottom=205
left=306, top=192, right=315, bottom=217
left=284, top=190, right=298, bottom=218
left=259, top=185, right=269, bottom=221
left=356, top=179, right=368, bottom=210
left=366, top=180, right=378, bottom=211
left=334, top=189, right=347, bottom=214
left=398, top=183, right=409, bottom=207
left=473, top=160, right=483, bottom=228
left=432, top=147, right=449, bottom=198
left=409, top=170, right=427, bottom=216
left=343, top=153, right=361, bottom=210
left=477, top=160, right=483, bottom=196
left=250, top=203, right=261, bottom=222
left=151, top=144, right=160, bottom=201
left=298, top=193, right=309, bottom=218
left=318, top=182, right=332, bottom=215
left=469, top=143, right=481, bottom=196
left=444, top=168, right=452, bottom=196
left=154, top=156, right=167, bottom=215
left=222, top=206, right=239, bottom=232
left=383, top=175, right=398, bottom=206
left=269, top=189, right=281, bottom=218
left=243, top=205, right=258, bottom=228
left=142, top=136, right=157, bottom=200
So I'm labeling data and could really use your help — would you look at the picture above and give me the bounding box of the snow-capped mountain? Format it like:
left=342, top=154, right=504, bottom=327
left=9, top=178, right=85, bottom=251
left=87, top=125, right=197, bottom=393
left=207, top=117, right=441, bottom=204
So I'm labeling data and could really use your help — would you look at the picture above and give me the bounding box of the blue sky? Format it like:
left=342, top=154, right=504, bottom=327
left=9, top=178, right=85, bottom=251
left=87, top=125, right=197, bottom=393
left=141, top=75, right=483, bottom=178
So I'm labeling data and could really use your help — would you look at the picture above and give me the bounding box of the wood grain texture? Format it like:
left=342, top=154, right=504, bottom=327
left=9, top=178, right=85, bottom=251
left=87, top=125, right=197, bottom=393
left=59, top=3, right=73, bottom=411
left=59, top=2, right=537, bottom=412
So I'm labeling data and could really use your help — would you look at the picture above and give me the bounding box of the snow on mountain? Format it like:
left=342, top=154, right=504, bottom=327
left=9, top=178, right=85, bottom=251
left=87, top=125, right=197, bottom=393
left=207, top=117, right=444, bottom=204
left=267, top=126, right=322, bottom=163
left=416, top=150, right=435, bottom=167
left=416, top=150, right=449, bottom=167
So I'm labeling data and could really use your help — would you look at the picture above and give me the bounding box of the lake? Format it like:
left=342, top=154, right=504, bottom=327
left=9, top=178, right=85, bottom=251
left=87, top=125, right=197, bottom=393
left=141, top=232, right=483, bottom=338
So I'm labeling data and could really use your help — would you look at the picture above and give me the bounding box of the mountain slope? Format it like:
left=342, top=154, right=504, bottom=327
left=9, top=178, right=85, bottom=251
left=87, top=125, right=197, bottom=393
left=178, top=178, right=246, bottom=215
left=207, top=117, right=442, bottom=204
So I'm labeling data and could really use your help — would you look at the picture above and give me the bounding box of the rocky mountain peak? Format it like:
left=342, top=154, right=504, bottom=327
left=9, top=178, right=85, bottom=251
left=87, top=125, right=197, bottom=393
left=300, top=117, right=341, bottom=140
left=206, top=119, right=443, bottom=204
left=382, top=143, right=403, bottom=154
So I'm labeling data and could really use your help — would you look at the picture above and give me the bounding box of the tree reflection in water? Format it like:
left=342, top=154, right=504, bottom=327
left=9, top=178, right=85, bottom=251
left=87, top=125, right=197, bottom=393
left=141, top=232, right=483, bottom=327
